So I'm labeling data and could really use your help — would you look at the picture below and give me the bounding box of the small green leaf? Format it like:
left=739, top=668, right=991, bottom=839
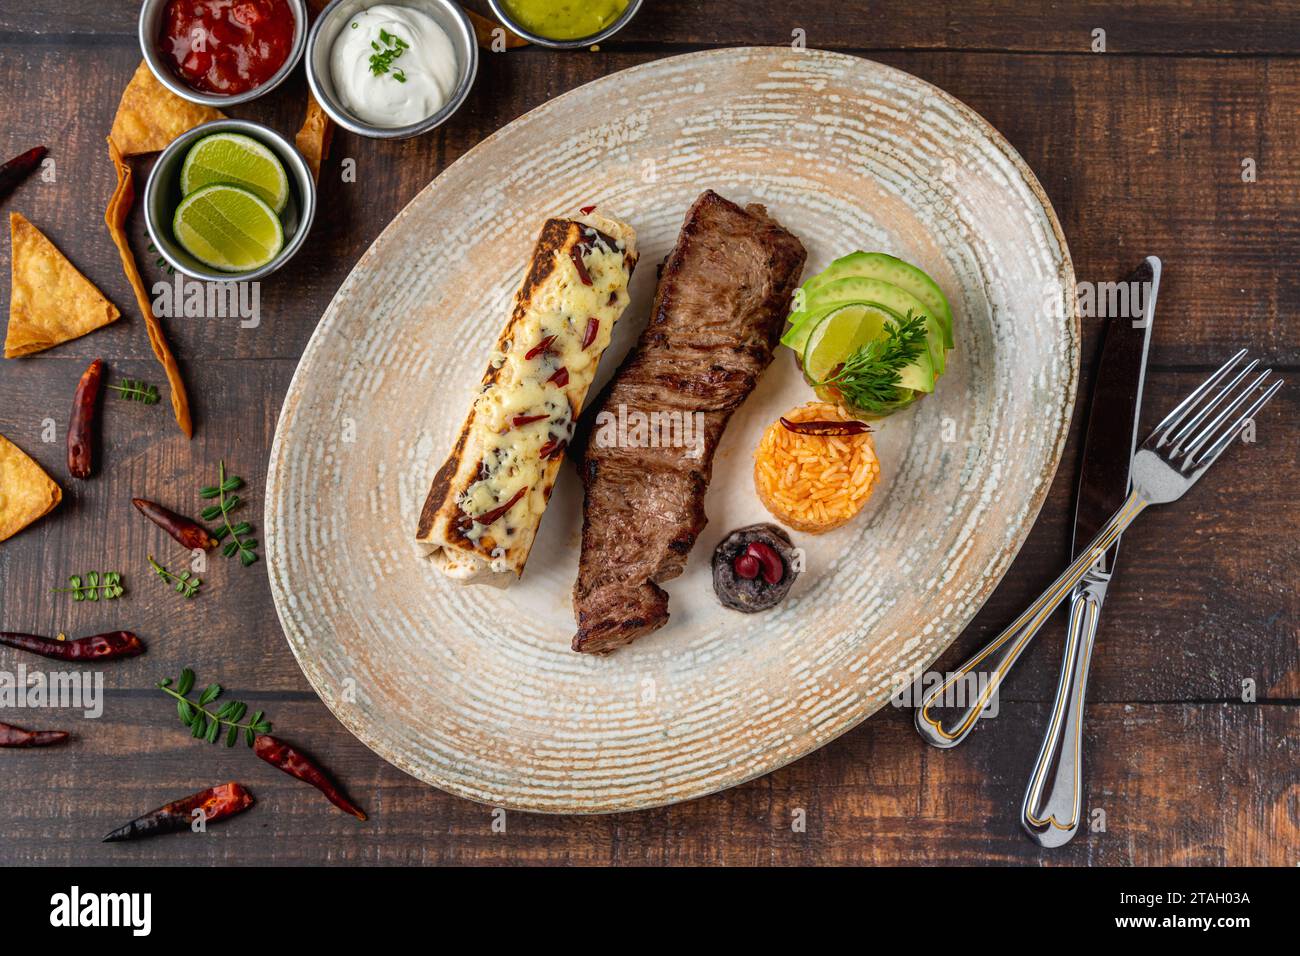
left=69, top=575, right=82, bottom=589
left=205, top=718, right=219, bottom=744
left=177, top=699, right=195, bottom=722
left=221, top=495, right=240, bottom=513
left=198, top=683, right=221, bottom=706
left=239, top=549, right=259, bottom=567
left=221, top=476, right=242, bottom=492
left=223, top=541, right=239, bottom=558
left=230, top=522, right=252, bottom=536
left=226, top=724, right=239, bottom=747
left=191, top=716, right=207, bottom=739
left=245, top=727, right=256, bottom=747
left=214, top=700, right=238, bottom=720
left=88, top=572, right=99, bottom=587
left=199, top=486, right=221, bottom=499
left=212, top=526, right=230, bottom=541
left=200, top=505, right=223, bottom=521
left=226, top=701, right=247, bottom=723
left=178, top=668, right=195, bottom=697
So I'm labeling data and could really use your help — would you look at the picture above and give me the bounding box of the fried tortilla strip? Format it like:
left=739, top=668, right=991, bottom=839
left=110, top=61, right=223, bottom=158
left=5, top=212, right=120, bottom=358
left=295, top=91, right=334, bottom=182
left=105, top=138, right=193, bottom=437
left=296, top=0, right=334, bottom=182
left=0, top=433, right=61, bottom=543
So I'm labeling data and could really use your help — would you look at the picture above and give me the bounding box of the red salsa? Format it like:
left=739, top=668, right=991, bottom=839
left=160, top=0, right=295, bottom=96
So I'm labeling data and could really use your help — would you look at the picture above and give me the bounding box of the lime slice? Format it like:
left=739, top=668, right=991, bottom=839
left=173, top=184, right=285, bottom=273
left=180, top=132, right=290, bottom=213
left=803, top=302, right=934, bottom=396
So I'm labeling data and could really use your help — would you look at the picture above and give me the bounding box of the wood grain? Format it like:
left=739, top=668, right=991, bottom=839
left=0, top=1, right=1296, bottom=863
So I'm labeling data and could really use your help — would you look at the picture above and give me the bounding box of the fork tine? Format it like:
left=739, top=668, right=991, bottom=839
left=1181, top=368, right=1273, bottom=465
left=1191, top=379, right=1284, bottom=471
left=1152, top=349, right=1247, bottom=447
left=1168, top=358, right=1260, bottom=455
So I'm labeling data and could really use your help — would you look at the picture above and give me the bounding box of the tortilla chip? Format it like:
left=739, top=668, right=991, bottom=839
left=0, top=433, right=61, bottom=543
left=104, top=139, right=193, bottom=437
left=6, top=212, right=121, bottom=358
left=110, top=61, right=223, bottom=158
left=295, top=91, right=334, bottom=183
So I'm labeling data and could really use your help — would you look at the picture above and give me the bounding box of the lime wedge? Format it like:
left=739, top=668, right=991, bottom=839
left=180, top=132, right=290, bottom=213
left=173, top=184, right=285, bottom=273
left=803, top=302, right=934, bottom=395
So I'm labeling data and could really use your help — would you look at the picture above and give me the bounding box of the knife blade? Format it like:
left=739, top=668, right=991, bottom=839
left=1072, top=256, right=1160, bottom=564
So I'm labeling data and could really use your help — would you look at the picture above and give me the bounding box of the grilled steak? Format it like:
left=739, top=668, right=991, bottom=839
left=572, top=190, right=806, bottom=653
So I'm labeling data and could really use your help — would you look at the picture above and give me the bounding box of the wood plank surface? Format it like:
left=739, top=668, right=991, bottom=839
left=0, top=0, right=1296, bottom=865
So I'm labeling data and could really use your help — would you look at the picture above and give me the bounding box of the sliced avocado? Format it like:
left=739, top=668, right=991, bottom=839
left=801, top=277, right=945, bottom=378
left=805, top=252, right=954, bottom=350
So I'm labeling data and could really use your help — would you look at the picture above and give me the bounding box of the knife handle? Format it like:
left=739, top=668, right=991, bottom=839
left=1021, top=572, right=1108, bottom=847
left=913, top=491, right=1147, bottom=749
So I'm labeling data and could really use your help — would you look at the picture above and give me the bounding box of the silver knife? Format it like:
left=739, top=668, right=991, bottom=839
left=1020, top=256, right=1159, bottom=846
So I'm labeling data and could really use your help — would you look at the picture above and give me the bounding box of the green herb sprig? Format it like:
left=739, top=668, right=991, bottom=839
left=200, top=461, right=259, bottom=567
left=368, top=28, right=409, bottom=79
left=812, top=311, right=931, bottom=415
left=148, top=555, right=201, bottom=598
left=52, top=571, right=124, bottom=602
left=108, top=379, right=160, bottom=404
left=157, top=668, right=272, bottom=747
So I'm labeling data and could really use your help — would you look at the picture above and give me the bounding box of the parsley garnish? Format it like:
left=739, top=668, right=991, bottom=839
left=812, top=311, right=931, bottom=415
left=369, top=28, right=409, bottom=79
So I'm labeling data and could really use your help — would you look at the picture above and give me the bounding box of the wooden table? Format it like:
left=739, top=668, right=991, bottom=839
left=1, top=0, right=1295, bottom=866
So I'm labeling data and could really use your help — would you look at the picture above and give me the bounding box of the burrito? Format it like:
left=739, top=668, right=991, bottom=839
left=416, top=210, right=638, bottom=584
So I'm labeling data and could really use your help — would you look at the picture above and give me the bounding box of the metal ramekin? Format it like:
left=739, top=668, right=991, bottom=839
left=139, top=0, right=308, bottom=107
left=144, top=119, right=318, bottom=282
left=486, top=0, right=642, bottom=49
left=305, top=0, right=478, bottom=140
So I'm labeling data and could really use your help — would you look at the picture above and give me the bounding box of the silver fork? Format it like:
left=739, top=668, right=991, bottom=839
left=915, top=350, right=1283, bottom=748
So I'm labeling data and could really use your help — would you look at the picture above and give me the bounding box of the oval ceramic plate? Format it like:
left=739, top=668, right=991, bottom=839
left=267, top=48, right=1078, bottom=813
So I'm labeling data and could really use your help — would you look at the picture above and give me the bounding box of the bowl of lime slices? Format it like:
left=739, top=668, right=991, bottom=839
left=144, top=119, right=317, bottom=282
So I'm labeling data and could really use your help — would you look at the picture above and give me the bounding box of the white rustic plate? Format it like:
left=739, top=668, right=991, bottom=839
left=266, top=48, right=1078, bottom=813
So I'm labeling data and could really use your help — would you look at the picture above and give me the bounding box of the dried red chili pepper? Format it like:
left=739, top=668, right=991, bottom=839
left=132, top=498, right=218, bottom=550
left=581, top=316, right=600, bottom=349
left=253, top=735, right=367, bottom=821
left=512, top=413, right=549, bottom=428
left=524, top=335, right=557, bottom=360
left=538, top=438, right=567, bottom=460
left=0, top=146, right=46, bottom=202
left=102, top=782, right=254, bottom=842
left=67, top=358, right=104, bottom=479
left=569, top=244, right=593, bottom=285
left=578, top=204, right=597, bottom=215
left=547, top=366, right=569, bottom=388
left=474, top=487, right=527, bottom=525
left=0, top=720, right=69, bottom=748
left=779, top=417, right=872, bottom=437
left=0, top=630, right=144, bottom=662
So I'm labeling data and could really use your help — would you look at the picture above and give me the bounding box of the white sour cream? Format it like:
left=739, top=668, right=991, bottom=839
left=330, top=4, right=458, bottom=128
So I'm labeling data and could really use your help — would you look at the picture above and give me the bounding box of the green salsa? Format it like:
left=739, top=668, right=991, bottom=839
left=502, top=0, right=630, bottom=40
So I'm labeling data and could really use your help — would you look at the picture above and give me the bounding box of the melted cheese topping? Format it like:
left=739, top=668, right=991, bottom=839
left=457, top=230, right=629, bottom=558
